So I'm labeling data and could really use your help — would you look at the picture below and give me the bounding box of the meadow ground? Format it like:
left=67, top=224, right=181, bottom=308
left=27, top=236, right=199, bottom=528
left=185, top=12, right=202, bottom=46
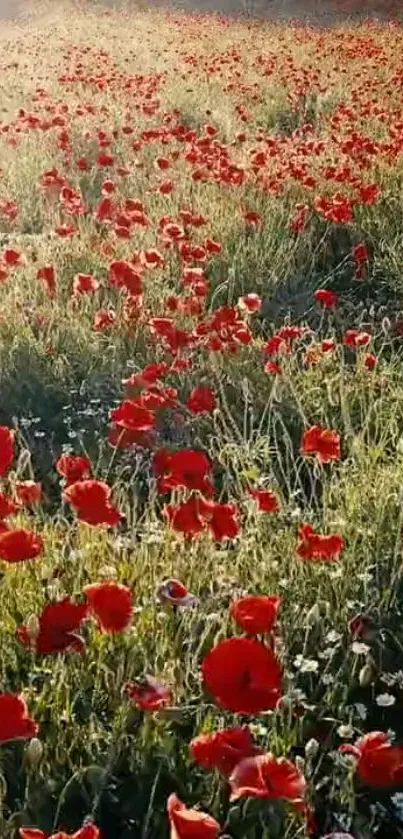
left=1, top=3, right=403, bottom=838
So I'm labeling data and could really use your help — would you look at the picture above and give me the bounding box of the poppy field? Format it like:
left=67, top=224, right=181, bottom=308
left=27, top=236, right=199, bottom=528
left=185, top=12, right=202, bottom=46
left=1, top=2, right=403, bottom=837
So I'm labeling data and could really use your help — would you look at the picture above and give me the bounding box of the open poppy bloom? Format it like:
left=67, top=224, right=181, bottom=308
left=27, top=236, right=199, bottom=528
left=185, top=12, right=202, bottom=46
left=167, top=794, right=220, bottom=839
left=343, top=329, right=371, bottom=349
left=340, top=732, right=403, bottom=787
left=15, top=481, right=42, bottom=507
left=153, top=449, right=214, bottom=496
left=0, top=528, right=43, bottom=563
left=93, top=308, right=116, bottom=332
left=19, top=823, right=99, bottom=839
left=190, top=726, right=261, bottom=776
left=202, top=636, right=282, bottom=713
left=17, top=597, right=89, bottom=654
left=108, top=260, right=142, bottom=295
left=195, top=497, right=240, bottom=541
left=364, top=353, right=377, bottom=370
left=157, top=578, right=198, bottom=607
left=56, top=454, right=91, bottom=485
left=0, top=425, right=15, bottom=477
left=186, top=386, right=216, bottom=415
left=37, top=265, right=56, bottom=297
left=0, top=694, right=38, bottom=743
left=229, top=753, right=306, bottom=804
left=314, top=289, right=338, bottom=309
left=238, top=293, right=262, bottom=313
left=84, top=582, right=133, bottom=632
left=63, top=480, right=123, bottom=527
left=248, top=488, right=279, bottom=513
left=3, top=248, right=23, bottom=266
left=296, top=524, right=344, bottom=562
left=123, top=362, right=168, bottom=390
left=300, top=425, right=341, bottom=463
left=166, top=496, right=240, bottom=541
left=126, top=676, right=172, bottom=711
left=165, top=496, right=207, bottom=538
left=72, top=273, right=99, bottom=297
left=230, top=595, right=281, bottom=635
left=110, top=399, right=155, bottom=432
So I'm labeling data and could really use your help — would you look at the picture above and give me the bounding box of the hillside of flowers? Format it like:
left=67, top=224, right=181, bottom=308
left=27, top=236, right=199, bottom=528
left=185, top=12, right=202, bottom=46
left=1, top=3, right=403, bottom=838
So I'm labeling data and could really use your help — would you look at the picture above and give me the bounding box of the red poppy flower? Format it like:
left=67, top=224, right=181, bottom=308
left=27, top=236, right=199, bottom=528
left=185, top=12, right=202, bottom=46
left=231, top=595, right=281, bottom=635
left=123, top=363, right=168, bottom=390
left=149, top=318, right=192, bottom=353
left=314, top=289, right=338, bottom=309
left=321, top=339, right=336, bottom=353
left=300, top=425, right=341, bottom=463
left=0, top=528, right=43, bottom=563
left=229, top=753, right=306, bottom=803
left=357, top=183, right=381, bottom=205
left=108, top=260, right=142, bottom=296
left=15, top=481, right=42, bottom=507
left=296, top=524, right=344, bottom=561
left=141, top=248, right=165, bottom=268
left=340, top=732, right=403, bottom=788
left=84, top=582, right=133, bottom=632
left=0, top=491, right=18, bottom=519
left=352, top=243, right=368, bottom=263
left=198, top=499, right=240, bottom=541
left=265, top=361, right=282, bottom=375
left=243, top=209, right=261, bottom=226
left=202, top=636, right=282, bottom=714
left=37, top=266, right=56, bottom=297
left=55, top=224, right=77, bottom=237
left=154, top=449, right=213, bottom=496
left=63, top=480, right=123, bottom=527
left=157, top=578, right=198, bottom=607
left=0, top=426, right=15, bottom=477
left=17, top=597, right=89, bottom=654
left=364, top=353, right=377, bottom=370
left=158, top=179, right=173, bottom=195
left=110, top=400, right=155, bottom=432
left=167, top=794, right=220, bottom=839
left=19, top=823, right=99, bottom=839
left=238, top=294, right=262, bottom=313
left=165, top=496, right=206, bottom=538
left=108, top=425, right=153, bottom=449
left=56, top=454, right=91, bottom=485
left=343, top=329, right=371, bottom=348
left=0, top=694, right=38, bottom=743
left=126, top=676, right=172, bottom=710
left=72, top=273, right=99, bottom=297
left=190, top=726, right=261, bottom=776
left=97, top=152, right=114, bottom=167
left=248, top=488, right=279, bottom=513
left=93, top=309, right=116, bottom=332
left=205, top=238, right=222, bottom=254
left=186, top=386, right=216, bottom=415
left=348, top=613, right=375, bottom=641
left=3, top=248, right=23, bottom=266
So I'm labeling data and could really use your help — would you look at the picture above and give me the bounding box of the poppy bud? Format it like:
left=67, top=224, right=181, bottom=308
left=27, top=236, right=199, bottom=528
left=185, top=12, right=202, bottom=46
left=305, top=603, right=320, bottom=627
left=26, top=737, right=43, bottom=766
left=26, top=614, right=40, bottom=643
left=305, top=738, right=319, bottom=760
left=295, top=755, right=305, bottom=773
left=359, top=663, right=374, bottom=687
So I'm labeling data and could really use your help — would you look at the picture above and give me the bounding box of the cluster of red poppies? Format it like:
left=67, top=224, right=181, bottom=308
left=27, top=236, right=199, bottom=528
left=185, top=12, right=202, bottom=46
left=1, top=6, right=403, bottom=837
